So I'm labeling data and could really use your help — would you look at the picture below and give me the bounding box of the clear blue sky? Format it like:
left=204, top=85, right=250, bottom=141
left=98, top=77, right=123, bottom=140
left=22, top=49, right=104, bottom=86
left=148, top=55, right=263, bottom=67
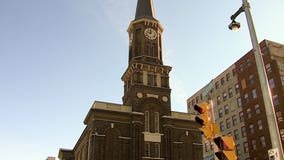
left=0, top=0, right=283, bottom=159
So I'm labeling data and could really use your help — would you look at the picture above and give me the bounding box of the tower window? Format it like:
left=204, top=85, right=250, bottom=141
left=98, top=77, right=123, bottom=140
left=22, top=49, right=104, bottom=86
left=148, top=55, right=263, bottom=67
left=145, top=142, right=150, bottom=157
left=154, top=143, right=160, bottom=158
left=145, top=111, right=149, bottom=132
left=133, top=72, right=143, bottom=84
left=134, top=28, right=141, bottom=56
left=161, top=76, right=169, bottom=88
left=154, top=112, right=159, bottom=133
left=145, top=43, right=156, bottom=57
left=147, top=73, right=157, bottom=86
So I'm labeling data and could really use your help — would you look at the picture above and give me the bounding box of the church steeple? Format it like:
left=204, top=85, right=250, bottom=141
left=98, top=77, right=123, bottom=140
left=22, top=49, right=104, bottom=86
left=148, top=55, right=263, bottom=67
left=135, top=0, right=157, bottom=21
left=122, top=0, right=171, bottom=114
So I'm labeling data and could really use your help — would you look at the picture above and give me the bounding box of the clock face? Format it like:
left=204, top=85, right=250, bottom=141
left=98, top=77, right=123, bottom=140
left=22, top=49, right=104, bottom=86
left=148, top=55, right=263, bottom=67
left=144, top=28, right=157, bottom=40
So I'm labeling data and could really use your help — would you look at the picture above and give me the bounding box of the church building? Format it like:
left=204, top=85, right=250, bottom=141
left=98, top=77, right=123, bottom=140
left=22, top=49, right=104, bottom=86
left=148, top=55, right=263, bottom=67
left=58, top=0, right=203, bottom=159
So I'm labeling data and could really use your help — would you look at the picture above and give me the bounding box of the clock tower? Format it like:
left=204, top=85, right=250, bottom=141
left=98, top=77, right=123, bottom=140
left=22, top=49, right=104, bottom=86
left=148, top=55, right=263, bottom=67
left=58, top=1, right=203, bottom=159
left=122, top=0, right=172, bottom=114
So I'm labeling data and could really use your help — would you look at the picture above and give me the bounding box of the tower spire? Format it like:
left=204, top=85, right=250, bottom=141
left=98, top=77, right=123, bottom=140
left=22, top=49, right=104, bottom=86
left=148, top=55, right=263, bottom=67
left=135, top=0, right=157, bottom=21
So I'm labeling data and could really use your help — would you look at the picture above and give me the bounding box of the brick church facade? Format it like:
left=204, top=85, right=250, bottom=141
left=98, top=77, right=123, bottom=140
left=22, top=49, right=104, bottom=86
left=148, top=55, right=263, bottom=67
left=58, top=0, right=203, bottom=159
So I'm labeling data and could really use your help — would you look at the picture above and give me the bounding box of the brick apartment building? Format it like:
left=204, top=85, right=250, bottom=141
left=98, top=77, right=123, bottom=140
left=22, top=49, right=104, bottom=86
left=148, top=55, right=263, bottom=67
left=187, top=39, right=284, bottom=159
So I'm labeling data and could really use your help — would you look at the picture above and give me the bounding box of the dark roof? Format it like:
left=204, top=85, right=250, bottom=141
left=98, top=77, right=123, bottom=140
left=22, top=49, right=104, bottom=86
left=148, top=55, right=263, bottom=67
left=135, top=0, right=158, bottom=21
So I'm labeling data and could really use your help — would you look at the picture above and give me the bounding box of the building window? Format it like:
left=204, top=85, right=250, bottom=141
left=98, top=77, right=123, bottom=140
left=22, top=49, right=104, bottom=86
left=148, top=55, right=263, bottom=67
left=195, top=97, right=199, bottom=104
left=244, top=142, right=249, bottom=153
left=235, top=84, right=240, bottom=94
left=219, top=108, right=223, bottom=118
left=145, top=43, right=156, bottom=57
left=145, top=142, right=150, bottom=157
left=247, top=108, right=252, bottom=119
left=252, top=89, right=257, bottom=99
left=232, top=115, right=238, bottom=126
left=260, top=136, right=266, bottom=147
left=145, top=111, right=149, bottom=132
left=273, top=94, right=279, bottom=106
left=246, top=59, right=251, bottom=67
left=217, top=96, right=221, bottom=105
left=239, top=112, right=244, bottom=122
left=249, top=124, right=254, bottom=134
left=237, top=97, right=242, bottom=107
left=154, top=112, right=159, bottom=133
left=223, top=92, right=227, bottom=101
left=220, top=121, right=225, bottom=131
left=226, top=73, right=231, bottom=81
left=232, top=69, right=237, bottom=77
left=205, top=142, right=210, bottom=152
left=161, top=76, right=169, bottom=88
left=280, top=129, right=284, bottom=141
left=244, top=93, right=249, bottom=103
left=221, top=77, right=225, bottom=85
left=235, top=144, right=241, bottom=156
left=257, top=120, right=263, bottom=130
left=241, top=126, right=247, bottom=137
left=269, top=78, right=276, bottom=89
left=228, top=88, right=233, bottom=98
left=261, top=46, right=268, bottom=55
left=276, top=111, right=283, bottom=123
left=234, top=129, right=239, bottom=140
left=226, top=118, right=231, bottom=129
left=224, top=105, right=229, bottom=115
left=147, top=73, right=156, bottom=86
left=154, top=143, right=160, bottom=158
left=239, top=64, right=244, bottom=72
left=281, top=76, right=284, bottom=86
left=255, top=104, right=260, bottom=114
left=215, top=81, right=220, bottom=89
left=249, top=74, right=255, bottom=84
left=252, top=139, right=257, bottom=150
left=266, top=63, right=272, bottom=73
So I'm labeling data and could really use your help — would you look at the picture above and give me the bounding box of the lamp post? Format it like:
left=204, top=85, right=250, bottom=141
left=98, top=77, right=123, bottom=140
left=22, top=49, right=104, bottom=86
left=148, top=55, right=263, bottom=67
left=229, top=0, right=284, bottom=159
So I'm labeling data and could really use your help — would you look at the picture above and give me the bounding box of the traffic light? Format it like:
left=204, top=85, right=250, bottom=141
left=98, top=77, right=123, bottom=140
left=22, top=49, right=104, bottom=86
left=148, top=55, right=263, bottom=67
left=214, top=136, right=237, bottom=160
left=194, top=102, right=212, bottom=139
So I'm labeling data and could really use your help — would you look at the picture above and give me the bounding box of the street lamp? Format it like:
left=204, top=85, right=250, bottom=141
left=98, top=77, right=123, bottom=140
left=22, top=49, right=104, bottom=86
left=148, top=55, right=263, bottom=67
left=229, top=0, right=284, bottom=159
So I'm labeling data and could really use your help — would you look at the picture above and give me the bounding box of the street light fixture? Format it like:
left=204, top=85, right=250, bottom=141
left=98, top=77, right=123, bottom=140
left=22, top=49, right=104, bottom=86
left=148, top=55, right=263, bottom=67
left=228, top=20, right=240, bottom=31
left=229, top=0, right=284, bottom=159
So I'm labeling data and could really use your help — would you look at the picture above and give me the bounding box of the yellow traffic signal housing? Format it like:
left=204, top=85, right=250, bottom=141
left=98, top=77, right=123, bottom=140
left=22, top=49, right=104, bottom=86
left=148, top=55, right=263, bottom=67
left=214, top=136, right=237, bottom=160
left=194, top=102, right=213, bottom=139
left=194, top=102, right=210, bottom=114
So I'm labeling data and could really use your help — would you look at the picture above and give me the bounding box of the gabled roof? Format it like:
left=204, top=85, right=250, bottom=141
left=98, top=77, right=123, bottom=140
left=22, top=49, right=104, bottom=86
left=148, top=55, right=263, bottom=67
left=135, top=0, right=158, bottom=21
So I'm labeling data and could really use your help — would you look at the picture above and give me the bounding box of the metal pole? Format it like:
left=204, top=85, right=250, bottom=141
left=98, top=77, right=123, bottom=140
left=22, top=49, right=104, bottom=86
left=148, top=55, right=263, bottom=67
left=242, top=0, right=284, bottom=158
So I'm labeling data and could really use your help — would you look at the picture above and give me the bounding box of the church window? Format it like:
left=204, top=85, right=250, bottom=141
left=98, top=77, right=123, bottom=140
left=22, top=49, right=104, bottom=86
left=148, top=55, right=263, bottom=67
left=145, top=43, right=156, bottom=57
left=145, top=142, right=150, bottom=157
left=145, top=111, right=149, bottom=132
left=154, top=143, right=160, bottom=158
left=161, top=76, right=169, bottom=88
left=154, top=112, right=159, bottom=133
left=148, top=73, right=157, bottom=86
left=145, top=42, right=151, bottom=56
left=134, top=28, right=141, bottom=56
left=134, top=72, right=143, bottom=84
left=151, top=43, right=156, bottom=57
